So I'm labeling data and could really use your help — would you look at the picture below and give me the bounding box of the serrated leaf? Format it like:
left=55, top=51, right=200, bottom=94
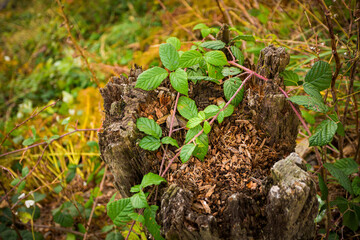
left=166, top=37, right=181, bottom=50
left=204, top=105, right=220, bottom=119
left=201, top=28, right=211, bottom=38
left=177, top=96, right=198, bottom=120
left=229, top=46, right=244, bottom=65
left=352, top=177, right=360, bottom=196
left=207, top=63, right=224, bottom=80
left=343, top=210, right=359, bottom=231
left=53, top=212, right=73, bottom=227
left=128, top=212, right=145, bottom=224
left=231, top=35, right=255, bottom=42
left=198, top=111, right=206, bottom=120
left=188, top=75, right=220, bottom=84
left=161, top=137, right=179, bottom=148
left=324, top=163, right=354, bottom=195
left=200, top=40, right=225, bottom=50
left=140, top=172, right=166, bottom=189
left=288, top=95, right=329, bottom=113
left=204, top=51, right=228, bottom=66
left=193, top=133, right=209, bottom=160
left=139, top=136, right=161, bottom=151
left=334, top=158, right=359, bottom=175
left=186, top=117, right=203, bottom=129
left=144, top=206, right=164, bottom=240
left=219, top=102, right=235, bottom=117
left=130, top=185, right=140, bottom=193
left=223, top=77, right=245, bottom=107
left=303, top=82, right=322, bottom=100
left=135, top=67, right=168, bottom=91
left=131, top=191, right=148, bottom=209
left=309, top=119, right=337, bottom=146
left=107, top=198, right=134, bottom=226
left=203, top=121, right=211, bottom=134
left=222, top=67, right=241, bottom=76
left=159, top=43, right=179, bottom=71
left=136, top=118, right=162, bottom=138
left=179, top=50, right=203, bottom=68
left=185, top=125, right=202, bottom=144
left=105, top=231, right=124, bottom=240
left=180, top=143, right=196, bottom=163
left=318, top=173, right=328, bottom=201
left=280, top=70, right=299, bottom=86
left=22, top=138, right=35, bottom=146
left=217, top=111, right=225, bottom=124
left=305, top=61, right=332, bottom=91
left=170, top=68, right=188, bottom=96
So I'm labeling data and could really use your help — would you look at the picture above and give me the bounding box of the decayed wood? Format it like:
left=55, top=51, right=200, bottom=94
left=98, top=65, right=151, bottom=197
left=247, top=45, right=299, bottom=156
left=98, top=46, right=318, bottom=240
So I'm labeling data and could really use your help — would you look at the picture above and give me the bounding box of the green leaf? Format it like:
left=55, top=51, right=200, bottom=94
left=179, top=50, right=203, bottom=68
left=219, top=102, right=235, bottom=117
left=204, top=105, right=220, bottom=119
left=288, top=95, right=329, bottom=113
left=11, top=178, right=20, bottom=186
left=53, top=185, right=63, bottom=194
left=193, top=23, right=208, bottom=30
left=201, top=29, right=211, bottom=38
left=352, top=177, right=360, bottom=196
left=22, top=138, right=35, bottom=146
left=144, top=205, right=164, bottom=240
left=128, top=212, right=145, bottom=224
left=303, top=82, right=322, bottom=101
left=223, top=77, right=245, bottom=107
left=61, top=117, right=70, bottom=125
left=17, top=181, right=26, bottom=193
left=140, top=172, right=167, bottom=189
left=185, top=125, right=202, bottom=144
left=343, top=210, right=359, bottom=231
left=280, top=70, right=299, bottom=86
left=105, top=231, right=124, bottom=240
left=200, top=40, right=226, bottom=50
left=193, top=132, right=209, bottom=160
left=159, top=43, right=179, bottom=71
left=135, top=67, right=168, bottom=91
left=136, top=118, right=162, bottom=138
left=207, top=63, right=224, bottom=80
left=334, top=158, right=359, bottom=175
left=130, top=185, right=140, bottom=193
left=22, top=167, right=29, bottom=177
left=204, top=51, right=228, bottom=66
left=324, top=163, right=354, bottom=195
left=186, top=117, right=203, bottom=129
left=107, top=198, right=134, bottom=226
left=131, top=191, right=148, bottom=209
left=231, top=35, right=255, bottom=42
left=203, top=121, right=211, bottom=134
left=318, top=173, right=328, bottom=201
left=166, top=37, right=181, bottom=50
left=305, top=61, right=332, bottom=91
left=78, top=223, right=86, bottom=234
left=177, top=96, right=198, bottom=120
left=217, top=111, right=225, bottom=124
left=229, top=46, right=244, bottom=65
left=198, top=111, right=206, bottom=121
left=53, top=212, right=73, bottom=227
left=139, top=136, right=161, bottom=151
left=188, top=75, right=220, bottom=84
left=309, top=119, right=337, bottom=146
left=170, top=68, right=188, bottom=96
left=34, top=192, right=46, bottom=202
left=180, top=143, right=196, bottom=163
left=161, top=137, right=179, bottom=148
left=222, top=67, right=241, bottom=76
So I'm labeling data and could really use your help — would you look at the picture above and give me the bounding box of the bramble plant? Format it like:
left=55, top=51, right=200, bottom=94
left=105, top=23, right=360, bottom=239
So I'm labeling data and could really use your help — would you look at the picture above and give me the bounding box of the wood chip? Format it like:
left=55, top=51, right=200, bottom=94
left=200, top=200, right=211, bottom=214
left=205, top=185, right=216, bottom=198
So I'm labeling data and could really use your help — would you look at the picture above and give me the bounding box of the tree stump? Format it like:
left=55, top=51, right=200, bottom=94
left=98, top=46, right=318, bottom=239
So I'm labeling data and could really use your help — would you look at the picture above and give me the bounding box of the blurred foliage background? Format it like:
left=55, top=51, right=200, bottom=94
left=0, top=0, right=359, bottom=239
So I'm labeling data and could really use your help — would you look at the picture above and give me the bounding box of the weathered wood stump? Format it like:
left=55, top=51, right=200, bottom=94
left=98, top=45, right=318, bottom=239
